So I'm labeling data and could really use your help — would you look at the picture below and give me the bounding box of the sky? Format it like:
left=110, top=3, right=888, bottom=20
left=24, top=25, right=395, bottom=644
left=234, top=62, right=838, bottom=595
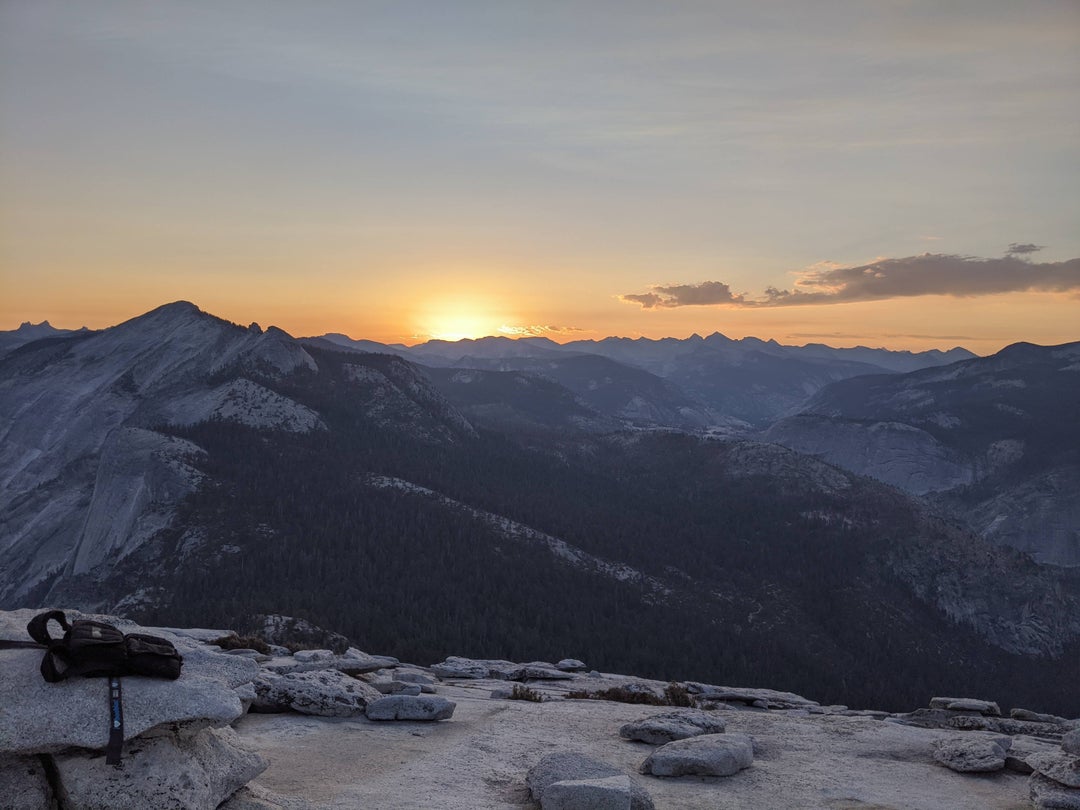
left=1, top=1, right=1078, bottom=352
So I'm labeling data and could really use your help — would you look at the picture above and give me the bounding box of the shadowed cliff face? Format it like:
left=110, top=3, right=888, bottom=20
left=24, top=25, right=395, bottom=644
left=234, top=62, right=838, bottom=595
left=765, top=341, right=1080, bottom=566
left=0, top=302, right=322, bottom=604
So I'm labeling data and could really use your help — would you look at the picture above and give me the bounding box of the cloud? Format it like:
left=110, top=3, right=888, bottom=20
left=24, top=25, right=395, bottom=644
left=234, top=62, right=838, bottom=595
left=498, top=324, right=586, bottom=337
left=1006, top=242, right=1044, bottom=256
left=619, top=280, right=745, bottom=309
left=621, top=253, right=1080, bottom=309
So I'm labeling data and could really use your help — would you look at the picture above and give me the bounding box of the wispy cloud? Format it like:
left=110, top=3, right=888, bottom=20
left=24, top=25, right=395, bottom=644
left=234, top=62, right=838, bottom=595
left=1006, top=242, right=1044, bottom=256
left=621, top=253, right=1080, bottom=309
left=790, top=331, right=982, bottom=341
left=498, top=324, right=586, bottom=337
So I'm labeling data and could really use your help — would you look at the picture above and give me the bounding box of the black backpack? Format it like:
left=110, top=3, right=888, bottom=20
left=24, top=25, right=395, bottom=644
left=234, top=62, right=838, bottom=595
left=1, top=610, right=183, bottom=765
left=25, top=610, right=183, bottom=682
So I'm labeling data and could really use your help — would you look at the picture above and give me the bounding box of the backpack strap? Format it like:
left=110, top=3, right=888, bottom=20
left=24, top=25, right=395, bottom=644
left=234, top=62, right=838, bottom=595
left=106, top=676, right=124, bottom=766
left=0, top=640, right=44, bottom=649
left=40, top=647, right=71, bottom=682
left=27, top=610, right=70, bottom=645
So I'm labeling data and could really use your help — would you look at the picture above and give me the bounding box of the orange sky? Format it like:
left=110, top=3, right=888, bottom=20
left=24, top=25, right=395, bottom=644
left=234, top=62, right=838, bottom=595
left=4, top=276, right=1077, bottom=355
left=2, top=2, right=1078, bottom=354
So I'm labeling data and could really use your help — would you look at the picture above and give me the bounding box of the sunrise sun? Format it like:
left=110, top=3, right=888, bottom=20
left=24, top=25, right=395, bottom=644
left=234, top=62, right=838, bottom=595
left=417, top=296, right=504, bottom=342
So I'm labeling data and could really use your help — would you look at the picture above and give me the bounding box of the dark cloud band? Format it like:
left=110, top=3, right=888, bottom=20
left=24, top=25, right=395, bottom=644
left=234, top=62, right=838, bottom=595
left=620, top=253, right=1080, bottom=309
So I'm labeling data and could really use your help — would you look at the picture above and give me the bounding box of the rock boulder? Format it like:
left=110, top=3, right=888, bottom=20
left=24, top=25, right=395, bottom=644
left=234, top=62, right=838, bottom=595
left=931, top=736, right=1011, bottom=773
left=1029, top=751, right=1080, bottom=788
left=619, top=710, right=726, bottom=745
left=1031, top=773, right=1080, bottom=810
left=251, top=669, right=381, bottom=717
left=365, top=695, right=456, bottom=721
left=526, top=752, right=655, bottom=810
left=929, top=697, right=1002, bottom=716
left=543, top=776, right=633, bottom=810
left=639, top=733, right=754, bottom=778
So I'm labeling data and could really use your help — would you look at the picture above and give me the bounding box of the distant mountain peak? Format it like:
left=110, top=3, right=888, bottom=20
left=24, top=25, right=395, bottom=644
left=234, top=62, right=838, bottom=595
left=152, top=300, right=203, bottom=316
left=17, top=320, right=52, bottom=331
left=113, top=301, right=237, bottom=335
left=703, top=331, right=733, bottom=343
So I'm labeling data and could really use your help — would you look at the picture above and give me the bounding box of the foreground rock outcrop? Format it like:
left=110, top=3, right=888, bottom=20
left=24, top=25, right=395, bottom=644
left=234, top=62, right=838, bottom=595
left=5, top=608, right=1079, bottom=809
left=1, top=609, right=270, bottom=809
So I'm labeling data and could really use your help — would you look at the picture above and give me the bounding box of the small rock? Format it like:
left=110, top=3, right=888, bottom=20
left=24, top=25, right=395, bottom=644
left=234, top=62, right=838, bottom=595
left=1064, top=730, right=1080, bottom=756
left=526, top=752, right=654, bottom=810
left=928, top=697, right=1001, bottom=716
left=640, top=732, right=754, bottom=778
left=619, top=711, right=726, bottom=745
left=431, top=656, right=505, bottom=679
left=556, top=659, right=588, bottom=672
left=337, top=648, right=398, bottom=675
left=543, top=776, right=633, bottom=810
left=1009, top=735, right=1061, bottom=771
left=511, top=663, right=576, bottom=681
left=1031, top=773, right=1080, bottom=809
left=1013, top=708, right=1068, bottom=725
left=365, top=695, right=455, bottom=721
left=931, top=736, right=1011, bottom=773
left=1029, top=751, right=1080, bottom=788
left=293, top=649, right=334, bottom=664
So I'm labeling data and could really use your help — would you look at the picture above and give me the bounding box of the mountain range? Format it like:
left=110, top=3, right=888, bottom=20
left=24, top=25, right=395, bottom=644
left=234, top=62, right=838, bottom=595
left=1, top=302, right=1077, bottom=716
left=315, top=331, right=975, bottom=428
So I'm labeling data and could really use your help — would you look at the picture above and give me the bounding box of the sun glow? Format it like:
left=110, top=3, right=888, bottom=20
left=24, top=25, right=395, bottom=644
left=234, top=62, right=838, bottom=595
left=415, top=295, right=506, bottom=342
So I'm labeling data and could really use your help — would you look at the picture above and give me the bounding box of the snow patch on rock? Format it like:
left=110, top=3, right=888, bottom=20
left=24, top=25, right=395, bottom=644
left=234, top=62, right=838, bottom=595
left=165, top=378, right=324, bottom=433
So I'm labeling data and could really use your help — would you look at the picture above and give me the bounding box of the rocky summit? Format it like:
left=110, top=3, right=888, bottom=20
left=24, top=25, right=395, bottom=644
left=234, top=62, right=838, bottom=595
left=3, top=609, right=1079, bottom=809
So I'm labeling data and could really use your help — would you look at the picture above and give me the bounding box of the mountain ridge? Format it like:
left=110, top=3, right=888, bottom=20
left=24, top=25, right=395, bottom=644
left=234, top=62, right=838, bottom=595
left=766, top=340, right=1080, bottom=566
left=2, top=302, right=1077, bottom=718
